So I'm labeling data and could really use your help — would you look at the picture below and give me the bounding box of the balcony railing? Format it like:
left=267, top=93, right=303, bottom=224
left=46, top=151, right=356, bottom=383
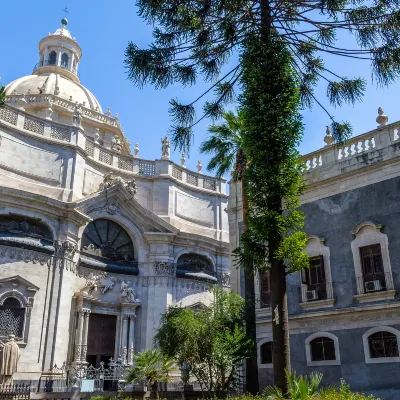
left=33, top=60, right=80, bottom=78
left=301, top=282, right=334, bottom=303
left=356, top=272, right=394, bottom=295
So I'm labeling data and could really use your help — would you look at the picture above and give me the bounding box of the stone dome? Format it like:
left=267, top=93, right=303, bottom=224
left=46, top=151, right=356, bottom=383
left=6, top=73, right=103, bottom=112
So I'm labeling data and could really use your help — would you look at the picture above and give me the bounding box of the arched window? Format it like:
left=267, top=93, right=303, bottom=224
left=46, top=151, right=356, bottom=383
left=310, top=337, right=335, bottom=361
left=363, top=327, right=400, bottom=363
left=260, top=341, right=273, bottom=364
left=305, top=332, right=341, bottom=366
left=368, top=332, right=399, bottom=358
left=0, top=297, right=25, bottom=340
left=0, top=215, right=54, bottom=254
left=61, top=53, right=69, bottom=68
left=80, top=219, right=138, bottom=275
left=48, top=51, right=57, bottom=65
left=176, top=253, right=216, bottom=283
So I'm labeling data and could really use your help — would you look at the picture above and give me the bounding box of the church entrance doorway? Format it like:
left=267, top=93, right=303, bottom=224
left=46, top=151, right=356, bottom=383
left=86, top=313, right=117, bottom=367
left=86, top=313, right=117, bottom=391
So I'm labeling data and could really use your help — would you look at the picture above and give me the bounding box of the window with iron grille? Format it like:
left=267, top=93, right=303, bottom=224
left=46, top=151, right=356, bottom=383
left=260, top=271, right=271, bottom=308
left=368, top=331, right=399, bottom=358
left=310, top=337, right=336, bottom=361
left=0, top=298, right=25, bottom=339
left=260, top=342, right=273, bottom=364
left=360, top=244, right=384, bottom=288
left=301, top=255, right=327, bottom=300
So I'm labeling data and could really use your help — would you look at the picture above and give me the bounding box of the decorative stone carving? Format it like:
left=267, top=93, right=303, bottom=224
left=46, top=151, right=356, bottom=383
left=73, top=103, right=82, bottom=127
left=94, top=128, right=100, bottom=143
left=133, top=143, right=140, bottom=158
left=99, top=172, right=124, bottom=191
left=161, top=136, right=170, bottom=159
left=80, top=273, right=118, bottom=295
left=98, top=173, right=137, bottom=198
left=376, top=107, right=388, bottom=127
left=111, top=136, right=122, bottom=153
left=324, top=126, right=334, bottom=146
left=120, top=281, right=140, bottom=304
left=196, top=160, right=203, bottom=173
left=125, top=179, right=137, bottom=198
left=154, top=262, right=175, bottom=276
left=55, top=241, right=77, bottom=259
left=0, top=245, right=51, bottom=266
left=181, top=153, right=186, bottom=168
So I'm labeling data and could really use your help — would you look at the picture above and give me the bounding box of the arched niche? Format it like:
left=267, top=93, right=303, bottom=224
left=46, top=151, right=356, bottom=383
left=0, top=215, right=54, bottom=254
left=176, top=253, right=217, bottom=283
left=80, top=219, right=139, bottom=275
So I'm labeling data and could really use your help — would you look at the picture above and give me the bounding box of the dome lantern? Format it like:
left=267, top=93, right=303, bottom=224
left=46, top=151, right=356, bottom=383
left=33, top=19, right=82, bottom=84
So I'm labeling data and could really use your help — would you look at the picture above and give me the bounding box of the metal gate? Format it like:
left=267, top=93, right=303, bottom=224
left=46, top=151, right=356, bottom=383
left=0, top=384, right=30, bottom=400
left=37, top=360, right=128, bottom=392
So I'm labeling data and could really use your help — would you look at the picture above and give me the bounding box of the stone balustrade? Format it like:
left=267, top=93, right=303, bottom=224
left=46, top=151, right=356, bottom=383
left=0, top=104, right=224, bottom=194
left=5, top=94, right=120, bottom=128
left=302, top=121, right=400, bottom=184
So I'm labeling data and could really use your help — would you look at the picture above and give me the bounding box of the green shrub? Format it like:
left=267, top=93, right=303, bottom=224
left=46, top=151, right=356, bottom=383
left=318, top=382, right=379, bottom=400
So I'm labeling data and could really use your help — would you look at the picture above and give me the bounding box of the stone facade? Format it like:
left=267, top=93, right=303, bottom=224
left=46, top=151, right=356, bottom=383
left=0, top=20, right=230, bottom=384
left=228, top=113, right=400, bottom=399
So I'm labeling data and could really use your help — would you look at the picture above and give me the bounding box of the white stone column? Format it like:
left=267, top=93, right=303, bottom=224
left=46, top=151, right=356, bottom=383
left=74, top=311, right=84, bottom=362
left=44, top=47, right=49, bottom=64
left=121, top=316, right=129, bottom=363
left=56, top=48, right=61, bottom=66
left=71, top=52, right=76, bottom=73
left=81, top=309, right=91, bottom=362
left=128, top=316, right=135, bottom=364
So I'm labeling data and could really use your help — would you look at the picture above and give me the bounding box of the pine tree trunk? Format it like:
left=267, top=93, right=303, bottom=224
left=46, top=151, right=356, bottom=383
left=259, top=0, right=291, bottom=393
left=242, top=178, right=259, bottom=394
left=268, top=197, right=290, bottom=394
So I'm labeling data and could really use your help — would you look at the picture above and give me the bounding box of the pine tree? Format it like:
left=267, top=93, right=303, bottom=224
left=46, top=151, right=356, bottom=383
left=125, top=1, right=400, bottom=393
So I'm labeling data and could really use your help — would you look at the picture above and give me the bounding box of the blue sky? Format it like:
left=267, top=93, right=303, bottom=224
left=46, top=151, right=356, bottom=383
left=1, top=1, right=399, bottom=176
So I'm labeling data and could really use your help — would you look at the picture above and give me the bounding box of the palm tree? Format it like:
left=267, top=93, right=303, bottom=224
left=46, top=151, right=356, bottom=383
left=0, top=86, right=6, bottom=107
left=200, top=110, right=259, bottom=393
left=126, top=348, right=174, bottom=399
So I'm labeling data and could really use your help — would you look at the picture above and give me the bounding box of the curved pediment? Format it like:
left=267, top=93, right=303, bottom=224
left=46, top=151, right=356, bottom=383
left=75, top=184, right=179, bottom=235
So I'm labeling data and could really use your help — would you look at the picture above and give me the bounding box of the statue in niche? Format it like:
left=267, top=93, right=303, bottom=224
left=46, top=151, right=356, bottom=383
left=161, top=136, right=170, bottom=159
left=0, top=335, right=21, bottom=384
left=120, top=281, right=139, bottom=303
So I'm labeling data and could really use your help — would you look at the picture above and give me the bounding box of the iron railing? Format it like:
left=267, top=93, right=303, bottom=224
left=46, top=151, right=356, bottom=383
left=0, top=384, right=31, bottom=400
left=33, top=61, right=80, bottom=78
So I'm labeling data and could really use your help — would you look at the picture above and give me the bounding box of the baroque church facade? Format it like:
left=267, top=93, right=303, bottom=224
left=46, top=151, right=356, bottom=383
left=0, top=20, right=230, bottom=384
left=229, top=113, right=400, bottom=399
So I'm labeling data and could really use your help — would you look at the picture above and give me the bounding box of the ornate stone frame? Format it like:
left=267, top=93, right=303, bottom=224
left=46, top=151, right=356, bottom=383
left=257, top=337, right=273, bottom=369
left=0, top=289, right=35, bottom=346
left=305, top=332, right=341, bottom=367
left=300, top=236, right=334, bottom=310
left=362, top=326, right=400, bottom=364
left=351, top=222, right=395, bottom=302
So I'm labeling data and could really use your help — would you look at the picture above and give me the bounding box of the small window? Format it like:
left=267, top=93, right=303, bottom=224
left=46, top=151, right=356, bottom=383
left=360, top=244, right=384, bottom=286
left=368, top=331, right=399, bottom=358
left=48, top=51, right=57, bottom=65
left=61, top=53, right=69, bottom=68
left=260, top=271, right=271, bottom=308
left=260, top=341, right=273, bottom=364
left=310, top=337, right=336, bottom=361
left=302, top=255, right=327, bottom=300
left=0, top=297, right=25, bottom=339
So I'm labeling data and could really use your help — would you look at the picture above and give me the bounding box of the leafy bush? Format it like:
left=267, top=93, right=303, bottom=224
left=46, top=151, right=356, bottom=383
left=318, top=381, right=379, bottom=400
left=264, top=370, right=323, bottom=399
